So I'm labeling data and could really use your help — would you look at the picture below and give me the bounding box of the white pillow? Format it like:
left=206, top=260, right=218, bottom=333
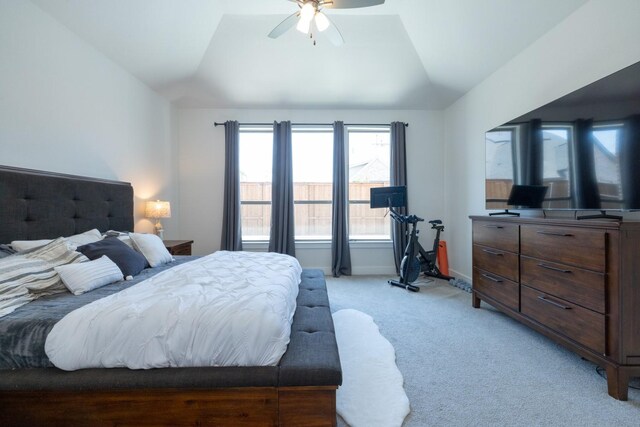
left=10, top=239, right=52, bottom=252
left=15, top=238, right=89, bottom=297
left=128, top=233, right=173, bottom=267
left=101, top=230, right=135, bottom=248
left=54, top=255, right=122, bottom=295
left=118, top=235, right=134, bottom=249
left=65, top=229, right=103, bottom=249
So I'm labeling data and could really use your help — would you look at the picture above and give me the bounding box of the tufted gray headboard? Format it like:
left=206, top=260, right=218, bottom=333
left=0, top=165, right=134, bottom=244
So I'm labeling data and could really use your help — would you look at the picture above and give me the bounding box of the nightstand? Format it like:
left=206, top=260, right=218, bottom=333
left=163, top=240, right=194, bottom=256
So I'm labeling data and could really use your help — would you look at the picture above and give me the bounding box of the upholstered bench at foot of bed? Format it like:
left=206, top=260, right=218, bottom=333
left=277, top=269, right=342, bottom=426
left=279, top=269, right=342, bottom=387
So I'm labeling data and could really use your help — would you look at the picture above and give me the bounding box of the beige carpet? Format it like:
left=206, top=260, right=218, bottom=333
left=326, top=275, right=640, bottom=427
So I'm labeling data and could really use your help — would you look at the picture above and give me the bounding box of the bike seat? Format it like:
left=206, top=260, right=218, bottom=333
left=429, top=219, right=442, bottom=225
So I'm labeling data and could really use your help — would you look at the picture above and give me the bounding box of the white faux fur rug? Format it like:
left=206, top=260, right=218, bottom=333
left=333, top=309, right=410, bottom=427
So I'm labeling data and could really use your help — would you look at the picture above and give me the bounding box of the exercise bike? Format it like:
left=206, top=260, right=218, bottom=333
left=388, top=209, right=455, bottom=292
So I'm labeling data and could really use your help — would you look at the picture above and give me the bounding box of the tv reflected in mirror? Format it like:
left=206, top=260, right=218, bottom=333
left=507, top=185, right=548, bottom=208
left=485, top=60, right=640, bottom=211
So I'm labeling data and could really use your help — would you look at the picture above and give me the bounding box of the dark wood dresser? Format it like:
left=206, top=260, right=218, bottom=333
left=470, top=215, right=640, bottom=400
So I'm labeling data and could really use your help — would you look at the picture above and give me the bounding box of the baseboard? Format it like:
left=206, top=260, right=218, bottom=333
left=302, top=267, right=468, bottom=279
left=449, top=269, right=471, bottom=284
left=351, top=266, right=396, bottom=275
left=304, top=266, right=396, bottom=276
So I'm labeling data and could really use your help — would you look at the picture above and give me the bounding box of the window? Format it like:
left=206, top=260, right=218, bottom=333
left=238, top=124, right=394, bottom=242
left=292, top=127, right=334, bottom=240
left=542, top=126, right=572, bottom=208
left=592, top=124, right=623, bottom=208
left=347, top=127, right=391, bottom=240
left=485, top=127, right=516, bottom=208
left=239, top=127, right=273, bottom=240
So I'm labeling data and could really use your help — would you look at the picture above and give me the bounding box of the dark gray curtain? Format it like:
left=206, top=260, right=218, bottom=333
left=220, top=120, right=243, bottom=251
left=390, top=122, right=408, bottom=274
left=573, top=119, right=601, bottom=208
left=269, top=121, right=296, bottom=256
left=619, top=115, right=640, bottom=209
left=331, top=121, right=352, bottom=277
left=521, top=119, right=543, bottom=186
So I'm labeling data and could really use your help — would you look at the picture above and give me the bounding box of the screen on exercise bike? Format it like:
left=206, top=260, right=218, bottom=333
left=370, top=186, right=407, bottom=209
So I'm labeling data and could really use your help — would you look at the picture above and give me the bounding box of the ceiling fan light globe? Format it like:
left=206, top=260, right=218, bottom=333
left=300, top=2, right=316, bottom=21
left=315, top=12, right=330, bottom=32
left=296, top=17, right=312, bottom=33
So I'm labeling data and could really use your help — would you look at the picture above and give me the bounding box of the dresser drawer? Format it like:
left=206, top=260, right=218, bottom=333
left=473, top=267, right=519, bottom=311
left=520, top=225, right=605, bottom=272
left=472, top=221, right=519, bottom=253
left=473, top=244, right=519, bottom=282
left=170, top=245, right=192, bottom=256
left=521, top=285, right=605, bottom=354
left=520, top=256, right=605, bottom=313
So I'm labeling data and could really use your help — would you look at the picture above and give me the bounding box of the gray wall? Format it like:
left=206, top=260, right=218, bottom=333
left=0, top=1, right=179, bottom=237
left=443, top=0, right=640, bottom=282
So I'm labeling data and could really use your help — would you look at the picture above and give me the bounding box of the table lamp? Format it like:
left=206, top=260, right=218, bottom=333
left=145, top=200, right=171, bottom=239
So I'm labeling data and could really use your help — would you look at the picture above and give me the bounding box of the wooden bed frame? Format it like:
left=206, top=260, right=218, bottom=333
left=1, top=387, right=337, bottom=426
left=0, top=166, right=339, bottom=426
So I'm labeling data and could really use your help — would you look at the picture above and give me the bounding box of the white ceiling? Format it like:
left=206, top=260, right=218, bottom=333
left=31, top=0, right=588, bottom=110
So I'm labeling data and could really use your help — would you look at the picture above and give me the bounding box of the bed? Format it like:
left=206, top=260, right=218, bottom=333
left=0, top=165, right=342, bottom=426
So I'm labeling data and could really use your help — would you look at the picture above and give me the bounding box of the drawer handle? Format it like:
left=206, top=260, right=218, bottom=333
left=537, top=296, right=572, bottom=310
left=483, top=225, right=504, bottom=229
left=481, top=273, right=503, bottom=283
left=538, top=263, right=572, bottom=274
left=482, top=249, right=504, bottom=256
left=536, top=231, right=574, bottom=237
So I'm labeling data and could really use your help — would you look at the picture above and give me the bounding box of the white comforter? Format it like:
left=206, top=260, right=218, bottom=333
left=45, top=251, right=301, bottom=371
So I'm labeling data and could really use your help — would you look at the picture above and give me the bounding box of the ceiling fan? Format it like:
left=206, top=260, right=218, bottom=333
left=268, top=0, right=385, bottom=46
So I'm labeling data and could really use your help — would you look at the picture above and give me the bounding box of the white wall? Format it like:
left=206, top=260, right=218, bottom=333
left=443, top=0, right=640, bottom=282
left=0, top=1, right=179, bottom=236
left=178, top=108, right=443, bottom=274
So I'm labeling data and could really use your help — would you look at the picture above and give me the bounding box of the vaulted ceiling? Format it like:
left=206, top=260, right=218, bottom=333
left=31, top=0, right=588, bottom=109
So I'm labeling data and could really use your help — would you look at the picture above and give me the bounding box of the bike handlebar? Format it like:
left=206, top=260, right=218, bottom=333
left=389, top=208, right=424, bottom=224
left=389, top=209, right=444, bottom=229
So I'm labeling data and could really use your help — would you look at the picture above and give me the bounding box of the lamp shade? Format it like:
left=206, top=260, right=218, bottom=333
left=145, top=200, right=171, bottom=219
left=296, top=16, right=312, bottom=33
left=300, top=2, right=315, bottom=21
left=315, top=12, right=330, bottom=32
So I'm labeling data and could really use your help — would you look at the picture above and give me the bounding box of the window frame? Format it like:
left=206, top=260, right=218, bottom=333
left=237, top=123, right=395, bottom=244
left=591, top=121, right=624, bottom=206
left=238, top=125, right=274, bottom=242
left=291, top=125, right=334, bottom=241
left=540, top=123, right=574, bottom=207
left=346, top=125, right=392, bottom=242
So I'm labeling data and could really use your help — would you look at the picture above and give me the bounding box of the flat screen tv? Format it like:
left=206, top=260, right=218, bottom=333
left=370, top=186, right=406, bottom=209
left=485, top=60, right=640, bottom=212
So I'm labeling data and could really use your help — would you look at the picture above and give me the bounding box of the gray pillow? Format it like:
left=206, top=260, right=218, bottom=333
left=77, top=237, right=147, bottom=278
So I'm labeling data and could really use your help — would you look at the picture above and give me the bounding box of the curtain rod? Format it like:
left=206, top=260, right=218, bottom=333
left=213, top=121, right=408, bottom=127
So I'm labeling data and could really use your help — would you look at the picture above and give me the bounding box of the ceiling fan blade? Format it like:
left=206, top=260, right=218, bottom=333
left=322, top=0, right=385, bottom=9
left=321, top=15, right=345, bottom=46
left=268, top=12, right=300, bottom=39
